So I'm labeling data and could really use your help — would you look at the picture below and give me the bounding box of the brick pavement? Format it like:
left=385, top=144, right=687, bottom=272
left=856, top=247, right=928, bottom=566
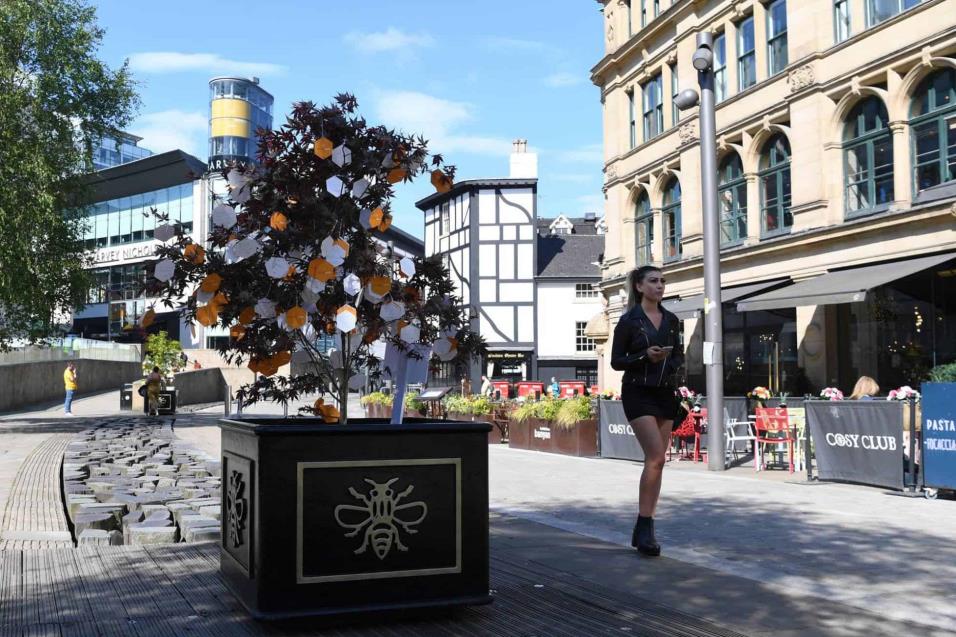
left=487, top=445, right=956, bottom=634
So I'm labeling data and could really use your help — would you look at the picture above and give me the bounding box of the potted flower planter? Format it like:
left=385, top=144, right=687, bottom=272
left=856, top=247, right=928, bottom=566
left=219, top=417, right=492, bottom=619
left=508, top=418, right=596, bottom=456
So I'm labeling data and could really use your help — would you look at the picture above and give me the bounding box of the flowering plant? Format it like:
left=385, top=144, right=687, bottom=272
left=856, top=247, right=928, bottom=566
left=749, top=386, right=772, bottom=401
left=887, top=386, right=921, bottom=401
left=599, top=389, right=621, bottom=401
left=820, top=387, right=844, bottom=401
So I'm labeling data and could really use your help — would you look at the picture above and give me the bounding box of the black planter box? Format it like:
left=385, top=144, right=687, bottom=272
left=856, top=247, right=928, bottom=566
left=219, top=417, right=492, bottom=620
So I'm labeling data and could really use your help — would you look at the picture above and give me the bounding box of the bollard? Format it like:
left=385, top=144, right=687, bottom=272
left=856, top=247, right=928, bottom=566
left=224, top=385, right=232, bottom=417
left=907, top=397, right=917, bottom=491
left=283, top=402, right=289, bottom=418
left=236, top=397, right=243, bottom=417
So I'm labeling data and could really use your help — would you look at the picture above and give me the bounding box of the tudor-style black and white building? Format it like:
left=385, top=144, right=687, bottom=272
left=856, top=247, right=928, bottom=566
left=416, top=141, right=604, bottom=388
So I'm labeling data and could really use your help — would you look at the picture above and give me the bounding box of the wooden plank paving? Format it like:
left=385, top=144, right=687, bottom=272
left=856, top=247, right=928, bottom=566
left=0, top=543, right=754, bottom=637
left=0, top=435, right=72, bottom=551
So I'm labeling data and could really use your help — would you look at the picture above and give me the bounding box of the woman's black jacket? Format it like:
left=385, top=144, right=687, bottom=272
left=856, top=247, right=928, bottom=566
left=610, top=304, right=684, bottom=387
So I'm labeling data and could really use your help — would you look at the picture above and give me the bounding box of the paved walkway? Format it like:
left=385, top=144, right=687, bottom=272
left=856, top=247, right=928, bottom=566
left=0, top=435, right=72, bottom=550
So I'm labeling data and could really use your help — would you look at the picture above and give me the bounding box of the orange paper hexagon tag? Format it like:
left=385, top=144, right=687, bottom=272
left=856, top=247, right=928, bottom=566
left=378, top=214, right=393, bottom=231
left=238, top=306, right=256, bottom=325
left=387, top=167, right=407, bottom=184
left=431, top=170, right=453, bottom=193
left=229, top=324, right=246, bottom=341
left=314, top=137, right=333, bottom=159
left=140, top=309, right=156, bottom=328
left=270, top=212, right=288, bottom=231
left=369, top=207, right=384, bottom=228
left=307, top=258, right=335, bottom=283
left=285, top=306, right=307, bottom=329
left=369, top=276, right=391, bottom=296
left=199, top=273, right=222, bottom=293
left=183, top=244, right=205, bottom=265
left=196, top=304, right=218, bottom=327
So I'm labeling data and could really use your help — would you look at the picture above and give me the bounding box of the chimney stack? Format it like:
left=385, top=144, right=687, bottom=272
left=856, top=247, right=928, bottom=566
left=509, top=138, right=537, bottom=178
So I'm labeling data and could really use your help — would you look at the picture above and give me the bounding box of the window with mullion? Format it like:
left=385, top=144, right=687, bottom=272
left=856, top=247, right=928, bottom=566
left=834, top=0, right=851, bottom=42
left=642, top=74, right=664, bottom=141
left=653, top=0, right=661, bottom=18
left=625, top=0, right=632, bottom=36
left=670, top=64, right=680, bottom=126
left=628, top=90, right=637, bottom=148
left=662, top=180, right=682, bottom=262
left=737, top=16, right=756, bottom=91
left=640, top=0, right=647, bottom=27
left=713, top=33, right=727, bottom=102
left=635, top=194, right=654, bottom=266
left=910, top=68, right=956, bottom=192
left=760, top=134, right=793, bottom=235
left=718, top=153, right=747, bottom=246
left=767, top=0, right=788, bottom=76
left=866, top=0, right=923, bottom=27
left=844, top=97, right=894, bottom=215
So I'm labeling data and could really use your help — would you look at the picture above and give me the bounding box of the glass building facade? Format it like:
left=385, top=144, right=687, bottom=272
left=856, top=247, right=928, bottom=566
left=208, top=77, right=274, bottom=171
left=82, top=183, right=194, bottom=250
left=92, top=134, right=152, bottom=171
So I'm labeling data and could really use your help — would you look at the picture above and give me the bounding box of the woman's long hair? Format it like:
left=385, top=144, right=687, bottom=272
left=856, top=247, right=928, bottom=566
left=625, top=265, right=663, bottom=311
left=849, top=376, right=880, bottom=400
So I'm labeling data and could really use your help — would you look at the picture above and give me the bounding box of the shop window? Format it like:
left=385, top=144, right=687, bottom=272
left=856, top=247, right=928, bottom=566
left=635, top=192, right=654, bottom=266
left=575, top=283, right=599, bottom=299
left=767, top=0, right=788, bottom=76
left=910, top=68, right=956, bottom=193
left=718, top=152, right=747, bottom=246
left=760, top=133, right=793, bottom=236
left=576, top=322, right=596, bottom=352
left=575, top=367, right=598, bottom=387
left=844, top=97, right=894, bottom=215
left=662, top=178, right=682, bottom=262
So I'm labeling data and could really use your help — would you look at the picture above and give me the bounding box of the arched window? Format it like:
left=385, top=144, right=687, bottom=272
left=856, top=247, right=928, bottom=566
left=662, top=179, right=681, bottom=262
left=910, top=67, right=956, bottom=192
left=759, top=134, right=792, bottom=235
left=844, top=97, right=894, bottom=214
left=635, top=192, right=653, bottom=266
left=718, top=152, right=747, bottom=245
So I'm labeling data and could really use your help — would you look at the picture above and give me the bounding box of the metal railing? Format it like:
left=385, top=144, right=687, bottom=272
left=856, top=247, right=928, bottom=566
left=0, top=338, right=142, bottom=366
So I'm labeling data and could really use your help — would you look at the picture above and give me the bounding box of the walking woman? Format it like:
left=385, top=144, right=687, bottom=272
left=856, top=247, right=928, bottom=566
left=610, top=266, right=684, bottom=556
left=145, top=366, right=164, bottom=416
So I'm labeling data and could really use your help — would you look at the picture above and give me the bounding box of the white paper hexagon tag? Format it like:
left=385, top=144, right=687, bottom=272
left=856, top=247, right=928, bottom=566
left=230, top=184, right=252, bottom=204
left=153, top=259, right=175, bottom=282
left=153, top=224, right=176, bottom=242
left=301, top=286, right=319, bottom=305
left=305, top=277, right=326, bottom=294
left=265, top=256, right=290, bottom=279
left=331, top=145, right=352, bottom=167
left=255, top=298, right=276, bottom=319
left=320, top=236, right=347, bottom=266
left=379, top=300, right=405, bottom=322
left=351, top=178, right=369, bottom=199
left=325, top=176, right=345, bottom=198
left=335, top=306, right=357, bottom=333
left=399, top=257, right=416, bottom=278
left=212, top=204, right=237, bottom=228
left=226, top=168, right=249, bottom=190
left=348, top=372, right=367, bottom=390
left=359, top=208, right=374, bottom=229
left=233, top=237, right=260, bottom=261
left=400, top=322, right=421, bottom=344
left=196, top=289, right=215, bottom=304
left=329, top=348, right=344, bottom=369
left=343, top=273, right=362, bottom=296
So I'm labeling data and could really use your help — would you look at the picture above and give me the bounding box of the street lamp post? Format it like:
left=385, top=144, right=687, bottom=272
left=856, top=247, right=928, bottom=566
left=675, top=32, right=726, bottom=471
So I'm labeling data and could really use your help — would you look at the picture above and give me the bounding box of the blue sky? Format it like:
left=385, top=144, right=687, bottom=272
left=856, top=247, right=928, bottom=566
left=92, top=0, right=605, bottom=238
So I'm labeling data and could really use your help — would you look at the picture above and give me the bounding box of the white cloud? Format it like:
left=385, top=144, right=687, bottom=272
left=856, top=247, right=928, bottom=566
left=129, top=110, right=207, bottom=158
left=343, top=27, right=435, bottom=53
left=372, top=91, right=513, bottom=157
left=575, top=193, right=606, bottom=214
left=555, top=144, right=603, bottom=163
left=128, top=52, right=286, bottom=77
left=543, top=72, right=584, bottom=88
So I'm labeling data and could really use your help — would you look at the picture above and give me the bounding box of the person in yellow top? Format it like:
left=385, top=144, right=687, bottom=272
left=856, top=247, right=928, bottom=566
left=145, top=366, right=165, bottom=416
left=63, top=362, right=77, bottom=416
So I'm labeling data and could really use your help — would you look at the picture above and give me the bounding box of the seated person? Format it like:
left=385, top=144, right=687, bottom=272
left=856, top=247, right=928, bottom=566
left=849, top=375, right=879, bottom=400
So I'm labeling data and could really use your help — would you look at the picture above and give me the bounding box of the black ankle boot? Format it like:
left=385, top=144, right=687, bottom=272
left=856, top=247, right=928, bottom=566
left=632, top=516, right=661, bottom=556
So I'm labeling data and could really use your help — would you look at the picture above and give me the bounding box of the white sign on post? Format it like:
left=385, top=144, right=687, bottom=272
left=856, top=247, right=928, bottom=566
left=382, top=343, right=431, bottom=425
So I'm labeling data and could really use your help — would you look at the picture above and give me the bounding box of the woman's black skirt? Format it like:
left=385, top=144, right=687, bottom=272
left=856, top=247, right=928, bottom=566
left=621, top=384, right=682, bottom=422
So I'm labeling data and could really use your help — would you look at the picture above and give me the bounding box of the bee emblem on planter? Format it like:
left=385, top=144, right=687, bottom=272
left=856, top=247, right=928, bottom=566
left=227, top=470, right=247, bottom=548
left=333, top=478, right=428, bottom=560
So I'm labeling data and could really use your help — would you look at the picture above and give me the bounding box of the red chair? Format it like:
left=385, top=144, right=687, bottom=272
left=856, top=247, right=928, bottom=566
left=516, top=382, right=544, bottom=399
left=670, top=409, right=705, bottom=462
left=491, top=381, right=511, bottom=400
left=754, top=407, right=795, bottom=473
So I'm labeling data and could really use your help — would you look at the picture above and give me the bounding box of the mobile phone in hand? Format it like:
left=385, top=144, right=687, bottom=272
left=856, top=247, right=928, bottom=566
left=659, top=346, right=674, bottom=354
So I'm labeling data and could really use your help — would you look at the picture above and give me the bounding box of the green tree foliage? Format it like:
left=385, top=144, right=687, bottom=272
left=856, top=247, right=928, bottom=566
left=142, top=330, right=184, bottom=378
left=0, top=0, right=138, bottom=347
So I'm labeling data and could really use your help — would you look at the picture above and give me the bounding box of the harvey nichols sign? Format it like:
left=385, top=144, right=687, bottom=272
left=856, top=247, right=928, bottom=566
left=93, top=242, right=157, bottom=265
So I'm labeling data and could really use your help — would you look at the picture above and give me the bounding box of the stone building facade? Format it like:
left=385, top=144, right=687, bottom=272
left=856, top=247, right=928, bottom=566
left=592, top=0, right=956, bottom=396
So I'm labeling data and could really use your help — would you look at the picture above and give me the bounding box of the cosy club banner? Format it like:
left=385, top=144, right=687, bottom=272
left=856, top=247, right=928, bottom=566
left=806, top=401, right=904, bottom=490
left=922, top=383, right=956, bottom=490
left=598, top=399, right=645, bottom=462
